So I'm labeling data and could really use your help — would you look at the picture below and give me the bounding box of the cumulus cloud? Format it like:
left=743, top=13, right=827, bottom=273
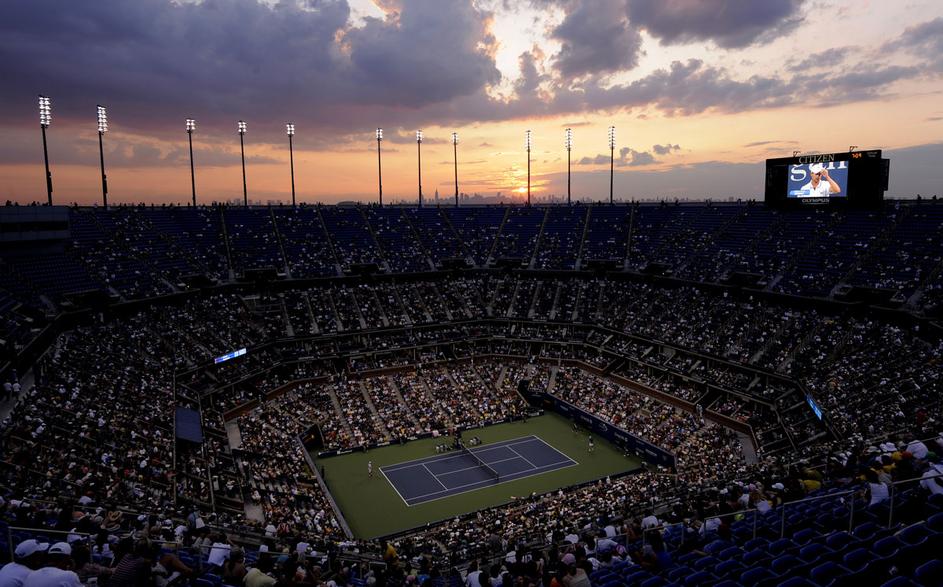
left=0, top=0, right=498, bottom=138
left=883, top=17, right=943, bottom=73
left=577, top=144, right=673, bottom=167
left=551, top=0, right=642, bottom=77
left=627, top=0, right=805, bottom=48
left=652, top=143, right=681, bottom=155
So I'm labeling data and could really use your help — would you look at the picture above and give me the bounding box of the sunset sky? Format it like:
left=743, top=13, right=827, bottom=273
left=1, top=0, right=942, bottom=205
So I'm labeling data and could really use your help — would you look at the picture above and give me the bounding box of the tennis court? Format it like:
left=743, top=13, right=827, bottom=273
left=381, top=435, right=577, bottom=506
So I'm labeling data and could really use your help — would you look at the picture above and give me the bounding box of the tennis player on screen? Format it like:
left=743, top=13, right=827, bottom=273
left=800, top=163, right=841, bottom=197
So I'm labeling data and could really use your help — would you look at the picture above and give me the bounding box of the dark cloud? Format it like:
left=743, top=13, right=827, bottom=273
left=883, top=17, right=943, bottom=73
left=551, top=0, right=642, bottom=77
left=787, top=46, right=854, bottom=72
left=627, top=0, right=805, bottom=48
left=0, top=0, right=498, bottom=140
left=577, top=145, right=661, bottom=167
left=652, top=143, right=681, bottom=155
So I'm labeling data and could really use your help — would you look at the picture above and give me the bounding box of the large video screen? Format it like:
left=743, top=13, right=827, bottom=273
left=787, top=161, right=848, bottom=199
left=765, top=150, right=887, bottom=209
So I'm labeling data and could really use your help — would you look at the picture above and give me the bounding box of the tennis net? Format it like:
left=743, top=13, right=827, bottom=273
left=461, top=442, right=500, bottom=483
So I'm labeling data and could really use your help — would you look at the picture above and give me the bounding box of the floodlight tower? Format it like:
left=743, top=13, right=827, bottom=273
left=565, top=128, right=573, bottom=206
left=237, top=120, right=247, bottom=206
left=608, top=125, right=616, bottom=204
left=452, top=132, right=459, bottom=207
left=186, top=118, right=197, bottom=206
left=376, top=128, right=383, bottom=207
left=286, top=123, right=296, bottom=207
left=38, top=96, right=53, bottom=205
left=97, top=105, right=109, bottom=209
left=525, top=130, right=532, bottom=206
left=416, top=130, right=424, bottom=208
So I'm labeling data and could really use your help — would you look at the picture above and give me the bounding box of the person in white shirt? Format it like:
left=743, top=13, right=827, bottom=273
left=0, top=540, right=47, bottom=587
left=465, top=561, right=484, bottom=587
left=23, top=542, right=82, bottom=587
left=907, top=439, right=929, bottom=460
left=206, top=539, right=231, bottom=568
left=920, top=464, right=943, bottom=496
left=798, top=163, right=841, bottom=198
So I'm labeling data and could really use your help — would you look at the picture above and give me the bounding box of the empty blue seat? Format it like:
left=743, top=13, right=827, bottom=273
left=809, top=561, right=848, bottom=586
left=842, top=547, right=870, bottom=572
left=880, top=577, right=918, bottom=587
left=824, top=531, right=857, bottom=552
left=769, top=539, right=796, bottom=556
left=915, top=559, right=943, bottom=585
left=927, top=512, right=943, bottom=533
left=717, top=546, right=742, bottom=561
left=871, top=536, right=902, bottom=560
left=853, top=522, right=879, bottom=541
left=713, top=560, right=745, bottom=579
left=898, top=523, right=933, bottom=546
left=705, top=539, right=733, bottom=555
left=742, top=549, right=771, bottom=566
left=640, top=577, right=667, bottom=587
left=684, top=571, right=714, bottom=586
left=745, top=537, right=771, bottom=551
left=777, top=577, right=816, bottom=587
left=740, top=567, right=777, bottom=586
left=798, top=543, right=833, bottom=564
left=771, top=554, right=802, bottom=576
left=693, top=556, right=718, bottom=572
left=793, top=528, right=818, bottom=545
left=667, top=566, right=693, bottom=582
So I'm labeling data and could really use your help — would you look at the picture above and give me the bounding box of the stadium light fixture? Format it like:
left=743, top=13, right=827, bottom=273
left=186, top=118, right=197, bottom=206
left=97, top=105, right=109, bottom=209
left=525, top=130, right=532, bottom=206
left=416, top=130, right=423, bottom=208
left=452, top=132, right=459, bottom=207
left=38, top=95, right=53, bottom=205
left=287, top=123, right=296, bottom=207
left=237, top=120, right=248, bottom=206
left=376, top=128, right=383, bottom=207
left=608, top=126, right=616, bottom=205
left=565, top=128, right=572, bottom=206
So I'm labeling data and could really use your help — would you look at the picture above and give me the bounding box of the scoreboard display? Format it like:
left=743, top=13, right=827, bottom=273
left=765, top=150, right=888, bottom=208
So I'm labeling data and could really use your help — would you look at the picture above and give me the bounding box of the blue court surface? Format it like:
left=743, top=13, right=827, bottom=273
left=380, top=435, right=578, bottom=506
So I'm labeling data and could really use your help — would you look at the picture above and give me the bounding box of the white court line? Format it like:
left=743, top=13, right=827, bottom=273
left=380, top=435, right=539, bottom=472
left=404, top=459, right=579, bottom=506
left=431, top=455, right=524, bottom=478
left=379, top=466, right=410, bottom=506
left=422, top=463, right=449, bottom=490
left=506, top=445, right=538, bottom=469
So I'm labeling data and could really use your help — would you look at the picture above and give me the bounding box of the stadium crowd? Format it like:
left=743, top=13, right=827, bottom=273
left=2, top=202, right=943, bottom=585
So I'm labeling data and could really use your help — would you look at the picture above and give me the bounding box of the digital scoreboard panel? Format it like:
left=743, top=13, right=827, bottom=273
left=765, top=150, right=888, bottom=208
